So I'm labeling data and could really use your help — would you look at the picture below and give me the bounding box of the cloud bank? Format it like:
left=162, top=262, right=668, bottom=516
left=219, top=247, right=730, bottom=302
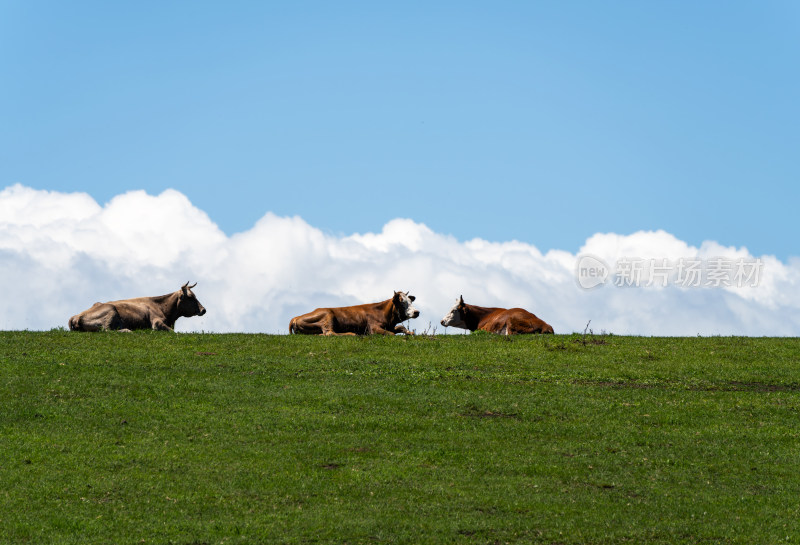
left=1, top=184, right=798, bottom=336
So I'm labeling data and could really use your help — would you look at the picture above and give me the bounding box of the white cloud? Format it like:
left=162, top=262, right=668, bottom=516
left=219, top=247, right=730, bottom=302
left=1, top=183, right=798, bottom=336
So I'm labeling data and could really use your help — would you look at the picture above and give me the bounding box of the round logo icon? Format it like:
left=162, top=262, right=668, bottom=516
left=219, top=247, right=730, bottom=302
left=576, top=254, right=610, bottom=289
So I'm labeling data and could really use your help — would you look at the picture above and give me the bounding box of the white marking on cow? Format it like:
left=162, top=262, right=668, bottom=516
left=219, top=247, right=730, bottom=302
left=397, top=292, right=420, bottom=320
left=440, top=298, right=467, bottom=329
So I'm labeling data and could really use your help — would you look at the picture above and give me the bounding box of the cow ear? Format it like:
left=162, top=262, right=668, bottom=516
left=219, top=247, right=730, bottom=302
left=409, top=295, right=415, bottom=302
left=459, top=295, right=464, bottom=305
left=181, top=282, right=190, bottom=295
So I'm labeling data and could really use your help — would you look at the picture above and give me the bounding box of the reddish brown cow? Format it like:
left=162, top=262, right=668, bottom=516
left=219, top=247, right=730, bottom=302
left=68, top=282, right=206, bottom=332
left=289, top=291, right=420, bottom=336
left=440, top=295, right=554, bottom=335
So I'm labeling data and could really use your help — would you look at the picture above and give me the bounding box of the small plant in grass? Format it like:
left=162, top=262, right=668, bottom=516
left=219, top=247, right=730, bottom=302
left=579, top=319, right=609, bottom=346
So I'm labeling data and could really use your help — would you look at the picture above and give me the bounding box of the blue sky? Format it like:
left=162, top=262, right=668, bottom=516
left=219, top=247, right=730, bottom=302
left=2, top=1, right=798, bottom=259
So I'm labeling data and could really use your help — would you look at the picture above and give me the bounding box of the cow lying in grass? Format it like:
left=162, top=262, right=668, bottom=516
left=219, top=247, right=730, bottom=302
left=69, top=282, right=206, bottom=332
left=289, top=291, right=420, bottom=336
left=440, top=295, right=554, bottom=335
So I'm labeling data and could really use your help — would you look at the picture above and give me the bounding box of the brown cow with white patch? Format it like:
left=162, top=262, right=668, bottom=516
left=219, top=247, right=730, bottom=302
left=440, top=295, right=554, bottom=335
left=68, top=282, right=206, bottom=332
left=289, top=291, right=420, bottom=336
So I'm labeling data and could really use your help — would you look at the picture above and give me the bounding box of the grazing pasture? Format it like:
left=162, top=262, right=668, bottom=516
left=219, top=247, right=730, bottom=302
left=1, top=331, right=799, bottom=544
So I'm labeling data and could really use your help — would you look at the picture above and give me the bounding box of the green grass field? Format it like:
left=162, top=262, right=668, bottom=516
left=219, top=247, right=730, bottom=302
left=2, top=331, right=799, bottom=544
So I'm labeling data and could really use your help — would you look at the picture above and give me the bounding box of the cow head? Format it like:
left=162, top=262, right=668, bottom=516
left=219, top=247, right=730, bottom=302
left=393, top=291, right=420, bottom=321
left=440, top=295, right=468, bottom=329
left=178, top=282, right=207, bottom=317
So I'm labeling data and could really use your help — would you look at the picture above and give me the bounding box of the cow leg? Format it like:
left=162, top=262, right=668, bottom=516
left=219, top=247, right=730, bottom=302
left=74, top=304, right=123, bottom=332
left=320, top=317, right=355, bottom=335
left=106, top=308, right=132, bottom=332
left=314, top=314, right=359, bottom=335
left=289, top=311, right=328, bottom=335
left=76, top=318, right=102, bottom=332
left=367, top=326, right=396, bottom=336
left=151, top=319, right=173, bottom=332
left=394, top=324, right=413, bottom=335
left=294, top=316, right=356, bottom=335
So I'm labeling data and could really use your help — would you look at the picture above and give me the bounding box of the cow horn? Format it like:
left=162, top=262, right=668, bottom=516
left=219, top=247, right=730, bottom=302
left=188, top=282, right=197, bottom=289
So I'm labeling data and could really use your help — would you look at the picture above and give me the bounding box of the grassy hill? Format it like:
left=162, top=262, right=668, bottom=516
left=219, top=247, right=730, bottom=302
left=2, top=331, right=799, bottom=544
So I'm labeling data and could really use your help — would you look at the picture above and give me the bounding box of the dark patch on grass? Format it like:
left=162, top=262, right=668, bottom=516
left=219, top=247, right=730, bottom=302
left=572, top=337, right=608, bottom=346
left=574, top=378, right=800, bottom=393
left=195, top=351, right=217, bottom=356
left=686, top=381, right=800, bottom=393
left=578, top=481, right=617, bottom=492
left=573, top=379, right=657, bottom=389
left=725, top=381, right=800, bottom=392
left=321, top=463, right=343, bottom=470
